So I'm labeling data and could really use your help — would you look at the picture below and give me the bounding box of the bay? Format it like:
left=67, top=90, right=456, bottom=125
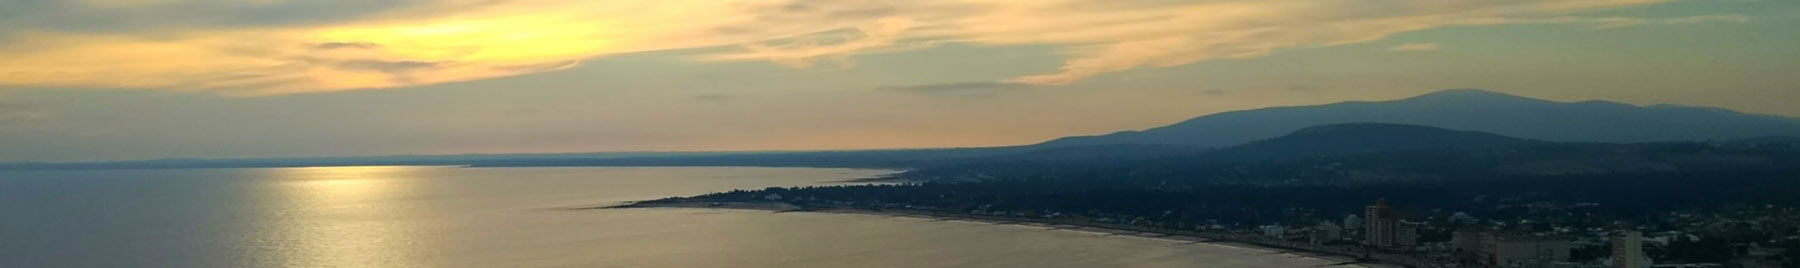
left=0, top=167, right=1359, bottom=267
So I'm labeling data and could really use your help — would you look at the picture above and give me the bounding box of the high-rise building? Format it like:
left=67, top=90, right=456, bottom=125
left=1483, top=233, right=1571, bottom=267
left=1611, top=231, right=1644, bottom=268
left=1452, top=229, right=1573, bottom=268
left=1452, top=229, right=1484, bottom=252
left=1364, top=199, right=1399, bottom=247
left=1396, top=222, right=1419, bottom=246
left=1311, top=221, right=1343, bottom=243
left=1343, top=214, right=1362, bottom=233
left=1452, top=229, right=1486, bottom=264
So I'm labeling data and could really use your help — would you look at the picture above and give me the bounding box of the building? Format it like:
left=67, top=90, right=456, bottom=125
left=1451, top=212, right=1477, bottom=225
left=1396, top=222, right=1420, bottom=247
left=1611, top=231, right=1645, bottom=268
left=1453, top=229, right=1572, bottom=268
left=1737, top=243, right=1786, bottom=268
left=1482, top=232, right=1571, bottom=268
left=1343, top=214, right=1362, bottom=240
left=1453, top=229, right=1487, bottom=264
left=1311, top=221, right=1344, bottom=243
left=1364, top=199, right=1400, bottom=247
left=1262, top=224, right=1286, bottom=238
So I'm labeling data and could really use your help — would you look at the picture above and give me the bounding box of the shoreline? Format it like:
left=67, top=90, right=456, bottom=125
left=824, top=174, right=915, bottom=184
left=603, top=201, right=1399, bottom=268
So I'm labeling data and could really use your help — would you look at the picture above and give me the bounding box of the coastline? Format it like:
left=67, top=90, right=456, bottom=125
left=603, top=201, right=1398, bottom=268
left=825, top=175, right=914, bottom=184
left=824, top=170, right=914, bottom=183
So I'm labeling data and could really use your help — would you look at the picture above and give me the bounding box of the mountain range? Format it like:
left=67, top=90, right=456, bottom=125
left=6, top=89, right=1797, bottom=170
left=1204, top=123, right=1539, bottom=161
left=1038, top=89, right=1800, bottom=148
left=902, top=122, right=1800, bottom=183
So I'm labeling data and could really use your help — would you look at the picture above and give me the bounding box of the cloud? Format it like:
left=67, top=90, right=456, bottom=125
left=697, top=17, right=923, bottom=68
left=503, top=107, right=544, bottom=115
left=1200, top=89, right=1230, bottom=96
left=997, top=8, right=1746, bottom=86
left=876, top=81, right=1029, bottom=92
left=492, top=60, right=584, bottom=73
left=335, top=60, right=440, bottom=72
left=17, top=0, right=426, bottom=32
left=0, top=100, right=50, bottom=128
left=0, top=0, right=1744, bottom=95
left=1661, top=14, right=1751, bottom=25
left=1388, top=43, right=1441, bottom=52
left=1454, top=14, right=1750, bottom=29
left=692, top=94, right=738, bottom=101
left=314, top=42, right=383, bottom=50
left=1286, top=85, right=1322, bottom=93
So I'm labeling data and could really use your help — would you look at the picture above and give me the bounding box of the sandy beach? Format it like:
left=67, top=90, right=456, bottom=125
left=603, top=201, right=1398, bottom=268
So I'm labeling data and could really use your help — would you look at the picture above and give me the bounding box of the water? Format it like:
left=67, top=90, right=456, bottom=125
left=1, top=166, right=1359, bottom=267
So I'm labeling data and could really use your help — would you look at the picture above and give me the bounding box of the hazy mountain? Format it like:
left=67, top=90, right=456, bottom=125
left=1208, top=123, right=1539, bottom=160
left=1717, top=135, right=1800, bottom=152
left=12, top=89, right=1796, bottom=171
left=904, top=132, right=1800, bottom=184
left=0, top=144, right=1201, bottom=170
left=1038, top=89, right=1800, bottom=148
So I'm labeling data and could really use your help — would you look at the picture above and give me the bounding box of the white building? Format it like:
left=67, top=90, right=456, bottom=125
left=1612, top=231, right=1647, bottom=268
left=1262, top=225, right=1285, bottom=238
left=1365, top=199, right=1399, bottom=247
left=1484, top=233, right=1571, bottom=267
left=1312, top=221, right=1344, bottom=243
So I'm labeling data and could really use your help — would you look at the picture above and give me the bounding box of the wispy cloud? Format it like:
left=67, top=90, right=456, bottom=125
left=1388, top=43, right=1441, bottom=52
left=692, top=94, right=739, bottom=102
left=877, top=81, right=1029, bottom=92
left=1661, top=14, right=1750, bottom=25
left=697, top=17, right=923, bottom=68
left=1454, top=14, right=1750, bottom=29
left=0, top=0, right=1746, bottom=95
left=1286, top=85, right=1322, bottom=93
left=314, top=42, right=383, bottom=50
left=0, top=99, right=50, bottom=128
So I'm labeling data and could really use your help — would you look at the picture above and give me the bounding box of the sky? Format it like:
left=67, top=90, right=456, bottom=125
left=1, top=0, right=1798, bottom=162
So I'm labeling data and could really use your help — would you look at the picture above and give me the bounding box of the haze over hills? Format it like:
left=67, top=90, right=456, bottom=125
left=1039, top=89, right=1800, bottom=148
left=7, top=89, right=1798, bottom=170
left=1206, top=123, right=1540, bottom=161
left=903, top=122, right=1800, bottom=183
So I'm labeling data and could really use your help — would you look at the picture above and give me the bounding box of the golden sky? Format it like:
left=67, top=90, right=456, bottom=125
left=0, top=0, right=1751, bottom=95
left=1, top=0, right=1796, bottom=161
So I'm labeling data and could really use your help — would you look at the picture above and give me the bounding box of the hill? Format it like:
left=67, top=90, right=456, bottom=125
left=1210, top=123, right=1539, bottom=160
left=903, top=126, right=1800, bottom=183
left=1038, top=89, right=1800, bottom=148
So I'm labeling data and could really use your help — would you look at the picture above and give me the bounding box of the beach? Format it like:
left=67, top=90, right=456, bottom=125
left=606, top=201, right=1398, bottom=268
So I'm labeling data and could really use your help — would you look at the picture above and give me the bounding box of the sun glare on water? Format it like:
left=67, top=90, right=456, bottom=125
left=257, top=166, right=441, bottom=267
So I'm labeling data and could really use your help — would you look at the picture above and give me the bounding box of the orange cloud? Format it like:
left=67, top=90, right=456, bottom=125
left=0, top=0, right=1745, bottom=95
left=1388, top=43, right=1442, bottom=52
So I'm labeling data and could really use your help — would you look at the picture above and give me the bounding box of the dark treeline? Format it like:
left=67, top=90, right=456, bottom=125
left=689, top=168, right=1800, bottom=227
left=904, top=141, right=1800, bottom=185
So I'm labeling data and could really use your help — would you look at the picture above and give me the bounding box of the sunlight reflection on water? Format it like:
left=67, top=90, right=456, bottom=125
left=2, top=167, right=1359, bottom=268
left=260, top=166, right=432, bottom=268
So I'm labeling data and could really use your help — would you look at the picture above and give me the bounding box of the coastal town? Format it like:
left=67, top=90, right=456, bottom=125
left=630, top=187, right=1800, bottom=268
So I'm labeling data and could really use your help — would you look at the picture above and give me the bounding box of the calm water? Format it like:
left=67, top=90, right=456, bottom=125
left=1, top=167, right=1356, bottom=267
